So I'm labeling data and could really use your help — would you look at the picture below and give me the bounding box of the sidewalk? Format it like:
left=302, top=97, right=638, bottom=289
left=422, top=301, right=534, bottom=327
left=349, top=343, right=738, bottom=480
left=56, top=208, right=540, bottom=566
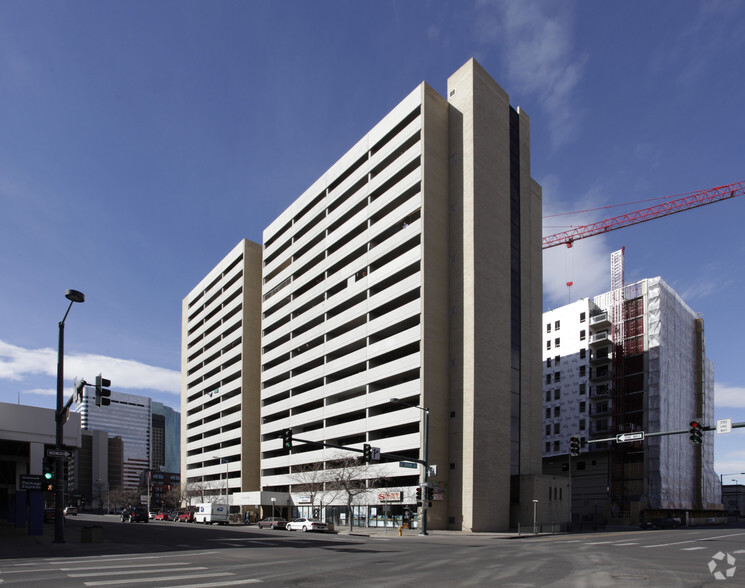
left=335, top=525, right=521, bottom=540
left=0, top=516, right=95, bottom=559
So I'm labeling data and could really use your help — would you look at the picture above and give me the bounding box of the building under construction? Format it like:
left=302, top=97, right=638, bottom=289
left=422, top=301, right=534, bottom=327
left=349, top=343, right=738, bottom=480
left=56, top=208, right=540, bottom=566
left=542, top=250, right=721, bottom=526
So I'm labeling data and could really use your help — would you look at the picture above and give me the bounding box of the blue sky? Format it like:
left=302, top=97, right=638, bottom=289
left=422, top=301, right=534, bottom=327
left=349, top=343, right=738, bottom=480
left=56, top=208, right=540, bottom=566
left=1, top=1, right=744, bottom=480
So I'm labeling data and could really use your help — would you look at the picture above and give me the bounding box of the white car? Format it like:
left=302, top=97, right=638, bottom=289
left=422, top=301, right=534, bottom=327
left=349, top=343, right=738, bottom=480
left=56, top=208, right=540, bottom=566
left=286, top=517, right=328, bottom=532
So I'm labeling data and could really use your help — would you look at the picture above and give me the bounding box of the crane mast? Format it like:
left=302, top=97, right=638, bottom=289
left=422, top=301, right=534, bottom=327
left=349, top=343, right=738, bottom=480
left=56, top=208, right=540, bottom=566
left=542, top=181, right=745, bottom=249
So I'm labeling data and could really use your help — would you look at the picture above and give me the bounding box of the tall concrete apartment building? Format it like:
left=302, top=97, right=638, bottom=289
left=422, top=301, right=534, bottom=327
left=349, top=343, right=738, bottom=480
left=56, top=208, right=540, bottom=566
left=182, top=59, right=546, bottom=531
left=181, top=240, right=263, bottom=501
left=542, top=263, right=720, bottom=525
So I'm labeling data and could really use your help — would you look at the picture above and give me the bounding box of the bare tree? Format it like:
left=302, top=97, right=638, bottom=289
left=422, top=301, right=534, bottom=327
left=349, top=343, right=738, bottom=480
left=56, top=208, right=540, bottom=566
left=108, top=487, right=142, bottom=510
left=162, top=485, right=183, bottom=511
left=291, top=461, right=326, bottom=514
left=182, top=479, right=222, bottom=506
left=324, top=453, right=385, bottom=532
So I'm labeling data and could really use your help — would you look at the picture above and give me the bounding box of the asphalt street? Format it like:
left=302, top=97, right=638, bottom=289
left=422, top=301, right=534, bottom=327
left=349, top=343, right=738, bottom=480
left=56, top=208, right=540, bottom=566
left=2, top=515, right=744, bottom=586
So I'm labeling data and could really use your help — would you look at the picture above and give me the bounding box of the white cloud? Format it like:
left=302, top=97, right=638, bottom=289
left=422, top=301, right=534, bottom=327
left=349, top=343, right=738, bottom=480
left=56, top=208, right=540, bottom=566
left=543, top=237, right=610, bottom=308
left=716, top=383, right=745, bottom=409
left=24, top=388, right=57, bottom=397
left=541, top=178, right=614, bottom=307
left=474, top=0, right=587, bottom=148
left=0, top=339, right=180, bottom=395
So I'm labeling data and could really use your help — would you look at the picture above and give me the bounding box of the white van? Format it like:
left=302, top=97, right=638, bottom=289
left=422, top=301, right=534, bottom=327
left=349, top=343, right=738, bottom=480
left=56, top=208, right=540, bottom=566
left=193, top=503, right=230, bottom=525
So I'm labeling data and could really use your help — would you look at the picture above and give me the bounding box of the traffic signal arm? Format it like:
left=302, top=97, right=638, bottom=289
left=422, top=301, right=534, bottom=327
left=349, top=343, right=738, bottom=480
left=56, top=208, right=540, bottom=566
left=585, top=421, right=743, bottom=445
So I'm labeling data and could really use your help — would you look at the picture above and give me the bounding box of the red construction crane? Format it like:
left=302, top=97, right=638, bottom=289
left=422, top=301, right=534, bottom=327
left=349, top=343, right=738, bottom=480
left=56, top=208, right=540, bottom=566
left=542, top=181, right=745, bottom=249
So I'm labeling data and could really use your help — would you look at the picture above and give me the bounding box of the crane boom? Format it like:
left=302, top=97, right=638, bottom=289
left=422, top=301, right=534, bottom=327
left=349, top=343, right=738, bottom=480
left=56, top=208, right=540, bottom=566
left=542, top=181, right=745, bottom=249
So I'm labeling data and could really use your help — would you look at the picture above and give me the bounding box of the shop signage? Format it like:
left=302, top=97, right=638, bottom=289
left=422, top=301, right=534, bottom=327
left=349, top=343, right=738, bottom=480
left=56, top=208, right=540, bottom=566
left=378, top=491, right=402, bottom=502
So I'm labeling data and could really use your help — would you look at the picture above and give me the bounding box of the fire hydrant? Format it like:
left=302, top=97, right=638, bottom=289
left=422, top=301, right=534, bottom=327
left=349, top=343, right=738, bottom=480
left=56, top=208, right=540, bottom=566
left=398, top=526, right=403, bottom=536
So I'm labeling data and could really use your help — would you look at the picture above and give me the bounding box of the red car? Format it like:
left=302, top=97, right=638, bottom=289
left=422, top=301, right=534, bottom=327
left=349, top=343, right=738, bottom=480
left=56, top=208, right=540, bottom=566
left=154, top=512, right=168, bottom=521
left=178, top=511, right=195, bottom=523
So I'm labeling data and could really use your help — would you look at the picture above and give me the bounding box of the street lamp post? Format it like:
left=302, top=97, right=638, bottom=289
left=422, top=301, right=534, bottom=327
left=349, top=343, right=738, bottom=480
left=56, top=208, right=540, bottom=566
left=55, top=289, right=85, bottom=543
left=720, top=472, right=745, bottom=486
left=390, top=398, right=429, bottom=536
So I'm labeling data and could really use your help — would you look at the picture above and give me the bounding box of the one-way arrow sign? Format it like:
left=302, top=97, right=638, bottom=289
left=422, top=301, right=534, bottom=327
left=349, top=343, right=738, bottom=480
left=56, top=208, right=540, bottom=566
left=616, top=432, right=644, bottom=443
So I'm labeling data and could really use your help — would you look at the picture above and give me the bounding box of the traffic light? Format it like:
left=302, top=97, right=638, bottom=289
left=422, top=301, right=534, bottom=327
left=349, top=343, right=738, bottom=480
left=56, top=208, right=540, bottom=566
left=689, top=420, right=703, bottom=444
left=363, top=444, right=372, bottom=463
left=569, top=436, right=580, bottom=457
left=43, top=458, right=55, bottom=492
left=415, top=485, right=422, bottom=504
left=425, top=486, right=434, bottom=501
left=95, top=374, right=111, bottom=407
left=282, top=428, right=293, bottom=450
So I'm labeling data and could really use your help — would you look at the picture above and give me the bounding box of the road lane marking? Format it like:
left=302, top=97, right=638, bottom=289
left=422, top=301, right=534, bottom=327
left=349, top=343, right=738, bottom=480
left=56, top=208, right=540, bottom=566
left=681, top=547, right=707, bottom=551
left=174, top=581, right=262, bottom=587
left=70, top=567, right=210, bottom=577
left=61, top=562, right=186, bottom=571
left=643, top=540, right=696, bottom=548
left=643, top=532, right=745, bottom=549
left=83, top=572, right=235, bottom=586
left=700, top=532, right=745, bottom=541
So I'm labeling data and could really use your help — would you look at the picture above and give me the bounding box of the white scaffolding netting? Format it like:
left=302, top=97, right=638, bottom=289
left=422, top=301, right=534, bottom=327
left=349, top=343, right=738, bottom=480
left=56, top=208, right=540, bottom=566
left=594, top=277, right=720, bottom=510
left=645, top=278, right=719, bottom=509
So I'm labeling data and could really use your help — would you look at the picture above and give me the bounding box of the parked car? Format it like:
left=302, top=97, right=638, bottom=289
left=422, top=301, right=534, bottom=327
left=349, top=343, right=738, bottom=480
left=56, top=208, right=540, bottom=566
left=258, top=516, right=287, bottom=530
left=149, top=511, right=158, bottom=520
left=286, top=517, right=328, bottom=532
left=154, top=512, right=168, bottom=521
left=64, top=506, right=78, bottom=516
left=121, top=506, right=149, bottom=523
left=177, top=510, right=196, bottom=523
left=44, top=508, right=56, bottom=522
left=170, top=511, right=181, bottom=521
left=640, top=517, right=680, bottom=529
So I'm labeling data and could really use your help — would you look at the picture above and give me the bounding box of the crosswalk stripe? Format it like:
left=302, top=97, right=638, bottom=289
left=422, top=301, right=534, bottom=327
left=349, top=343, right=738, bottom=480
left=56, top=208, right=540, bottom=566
left=70, top=567, right=209, bottom=577
left=171, top=580, right=262, bottom=587
left=83, top=572, right=234, bottom=586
